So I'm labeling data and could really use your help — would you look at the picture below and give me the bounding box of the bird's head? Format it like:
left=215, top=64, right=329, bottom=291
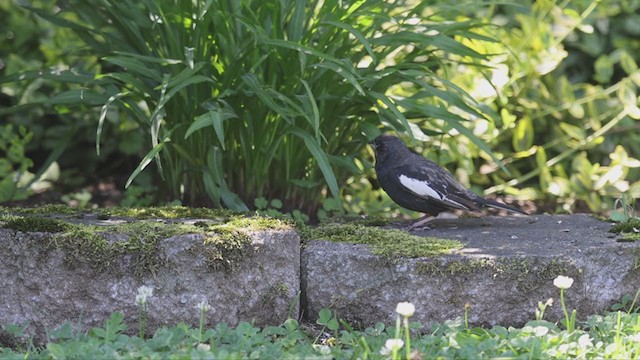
left=370, top=135, right=409, bottom=165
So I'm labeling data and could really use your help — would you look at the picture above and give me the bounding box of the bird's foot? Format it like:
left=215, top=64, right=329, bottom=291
left=407, top=215, right=435, bottom=231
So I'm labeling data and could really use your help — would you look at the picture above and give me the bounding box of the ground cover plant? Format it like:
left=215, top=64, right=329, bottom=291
left=3, top=277, right=640, bottom=359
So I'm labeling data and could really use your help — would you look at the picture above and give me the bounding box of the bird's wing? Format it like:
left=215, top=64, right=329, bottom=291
left=394, top=162, right=480, bottom=211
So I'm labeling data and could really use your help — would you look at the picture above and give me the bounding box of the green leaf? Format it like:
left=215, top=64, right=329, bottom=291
left=617, top=81, right=640, bottom=119
left=47, top=90, right=109, bottom=106
left=620, top=51, right=638, bottom=75
left=286, top=128, right=341, bottom=203
left=328, top=154, right=360, bottom=174
left=318, top=308, right=332, bottom=324
left=322, top=20, right=377, bottom=63
left=289, top=179, right=321, bottom=188
left=113, top=51, right=182, bottom=65
left=270, top=199, right=283, bottom=209
left=370, top=92, right=414, bottom=141
left=125, top=138, right=169, bottom=188
left=322, top=197, right=341, bottom=211
left=559, top=123, right=585, bottom=141
left=203, top=146, right=249, bottom=212
left=512, top=117, right=534, bottom=152
left=299, top=79, right=321, bottom=140
left=186, top=108, right=231, bottom=150
left=103, top=56, right=161, bottom=80
left=594, top=55, right=614, bottom=83
left=536, top=147, right=551, bottom=189
left=254, top=197, right=268, bottom=209
left=97, top=92, right=129, bottom=156
left=310, top=62, right=365, bottom=95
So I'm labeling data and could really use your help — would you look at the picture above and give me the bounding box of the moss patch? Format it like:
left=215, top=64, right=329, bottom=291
left=619, top=233, right=640, bottom=242
left=298, top=223, right=461, bottom=258
left=2, top=215, right=71, bottom=233
left=610, top=218, right=640, bottom=242
left=96, top=206, right=240, bottom=220
left=320, top=215, right=391, bottom=227
left=610, top=218, right=640, bottom=233
left=44, top=221, right=190, bottom=277
left=1, top=209, right=292, bottom=276
left=0, top=204, right=83, bottom=216
left=199, top=225, right=252, bottom=271
left=0, top=205, right=242, bottom=220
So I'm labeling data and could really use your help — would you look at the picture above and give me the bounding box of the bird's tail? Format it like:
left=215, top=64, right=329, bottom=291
left=478, top=197, right=527, bottom=215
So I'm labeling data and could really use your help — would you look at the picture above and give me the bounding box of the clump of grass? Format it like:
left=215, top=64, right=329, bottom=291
left=299, top=223, right=461, bottom=258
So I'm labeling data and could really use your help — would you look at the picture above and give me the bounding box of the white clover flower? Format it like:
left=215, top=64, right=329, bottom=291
left=558, top=343, right=570, bottom=353
left=629, top=332, right=640, bottom=343
left=395, top=302, right=415, bottom=317
left=578, top=334, right=592, bottom=348
left=380, top=339, right=404, bottom=355
left=135, top=285, right=154, bottom=305
left=545, top=298, right=554, bottom=307
left=196, top=343, right=211, bottom=352
left=553, top=276, right=574, bottom=289
left=533, top=326, right=549, bottom=337
left=196, top=299, right=210, bottom=312
left=313, top=344, right=332, bottom=355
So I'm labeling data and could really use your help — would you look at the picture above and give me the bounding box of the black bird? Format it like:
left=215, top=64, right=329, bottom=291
left=371, top=135, right=526, bottom=229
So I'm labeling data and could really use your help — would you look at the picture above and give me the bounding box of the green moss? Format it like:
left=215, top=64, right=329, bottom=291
left=610, top=218, right=640, bottom=234
left=224, top=215, right=291, bottom=231
left=0, top=204, right=83, bottom=215
left=298, top=223, right=461, bottom=258
left=185, top=215, right=291, bottom=271
left=46, top=221, right=189, bottom=277
left=200, top=226, right=252, bottom=271
left=320, top=215, right=391, bottom=227
left=1, top=208, right=289, bottom=276
left=0, top=205, right=239, bottom=220
left=619, top=233, right=640, bottom=242
left=103, top=206, right=239, bottom=220
left=2, top=216, right=70, bottom=233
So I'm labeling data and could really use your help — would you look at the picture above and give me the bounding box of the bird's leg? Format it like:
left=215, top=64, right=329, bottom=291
left=407, top=214, right=435, bottom=231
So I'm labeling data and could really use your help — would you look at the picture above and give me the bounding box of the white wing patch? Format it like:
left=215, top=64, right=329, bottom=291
left=399, top=175, right=442, bottom=200
left=398, top=174, right=470, bottom=210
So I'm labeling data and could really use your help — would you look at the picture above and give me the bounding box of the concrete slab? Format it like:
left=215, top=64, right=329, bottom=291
left=302, top=214, right=639, bottom=328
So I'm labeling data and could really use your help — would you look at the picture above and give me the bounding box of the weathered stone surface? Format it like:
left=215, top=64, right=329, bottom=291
left=302, top=214, right=639, bottom=328
left=0, top=227, right=299, bottom=340
left=3, top=211, right=638, bottom=339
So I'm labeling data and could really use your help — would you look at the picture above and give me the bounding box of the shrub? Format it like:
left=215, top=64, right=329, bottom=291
left=2, top=0, right=500, bottom=215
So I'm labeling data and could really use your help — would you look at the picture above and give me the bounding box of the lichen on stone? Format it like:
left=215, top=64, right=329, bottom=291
left=414, top=256, right=573, bottom=292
